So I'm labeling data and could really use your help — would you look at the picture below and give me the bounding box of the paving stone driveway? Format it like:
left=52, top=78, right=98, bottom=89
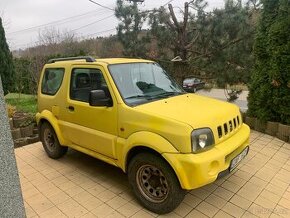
left=15, top=130, right=290, bottom=218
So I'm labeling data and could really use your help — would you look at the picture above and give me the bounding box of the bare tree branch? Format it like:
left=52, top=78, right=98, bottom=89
left=182, top=2, right=189, bottom=33
left=168, top=4, right=180, bottom=29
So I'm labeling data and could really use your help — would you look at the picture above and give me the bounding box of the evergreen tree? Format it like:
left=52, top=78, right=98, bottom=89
left=148, top=0, right=255, bottom=86
left=247, top=0, right=290, bottom=124
left=196, top=0, right=255, bottom=87
left=0, top=17, right=14, bottom=95
left=115, top=0, right=148, bottom=57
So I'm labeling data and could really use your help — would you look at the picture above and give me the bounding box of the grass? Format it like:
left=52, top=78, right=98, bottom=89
left=5, top=93, right=37, bottom=114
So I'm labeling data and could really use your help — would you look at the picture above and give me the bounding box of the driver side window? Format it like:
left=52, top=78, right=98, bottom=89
left=70, top=68, right=111, bottom=102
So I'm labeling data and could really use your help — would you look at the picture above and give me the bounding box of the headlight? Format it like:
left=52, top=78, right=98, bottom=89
left=191, top=128, right=215, bottom=152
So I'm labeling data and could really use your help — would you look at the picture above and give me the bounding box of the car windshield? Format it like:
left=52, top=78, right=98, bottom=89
left=109, top=62, right=185, bottom=106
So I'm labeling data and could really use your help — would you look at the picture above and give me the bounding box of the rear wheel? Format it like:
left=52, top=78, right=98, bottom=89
left=128, top=153, right=186, bottom=214
left=40, top=122, right=67, bottom=159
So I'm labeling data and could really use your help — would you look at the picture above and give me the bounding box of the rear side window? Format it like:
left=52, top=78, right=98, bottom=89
left=41, top=68, right=64, bottom=95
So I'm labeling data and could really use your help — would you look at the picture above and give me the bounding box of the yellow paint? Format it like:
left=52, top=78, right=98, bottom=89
left=37, top=58, right=250, bottom=190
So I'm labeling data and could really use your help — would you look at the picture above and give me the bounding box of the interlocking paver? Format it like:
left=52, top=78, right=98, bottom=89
left=183, top=193, right=202, bottom=208
left=278, top=198, right=290, bottom=209
left=190, top=187, right=211, bottom=200
left=196, top=201, right=219, bottom=217
left=221, top=180, right=243, bottom=193
left=25, top=192, right=54, bottom=214
left=17, top=131, right=290, bottom=218
left=47, top=190, right=71, bottom=205
left=131, top=209, right=155, bottom=218
left=214, top=210, right=233, bottom=218
left=222, top=202, right=245, bottom=217
left=116, top=202, right=141, bottom=217
left=213, top=186, right=235, bottom=201
left=274, top=205, right=290, bottom=218
left=173, top=202, right=192, bottom=217
left=230, top=195, right=252, bottom=210
left=186, top=209, right=209, bottom=218
left=57, top=198, right=88, bottom=217
left=39, top=206, right=67, bottom=218
left=107, top=196, right=128, bottom=209
left=205, top=194, right=227, bottom=209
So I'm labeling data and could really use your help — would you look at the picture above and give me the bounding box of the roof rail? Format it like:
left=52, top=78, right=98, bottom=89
left=47, top=56, right=95, bottom=64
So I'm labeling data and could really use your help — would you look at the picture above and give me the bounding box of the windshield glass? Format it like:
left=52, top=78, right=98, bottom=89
left=109, top=62, right=184, bottom=106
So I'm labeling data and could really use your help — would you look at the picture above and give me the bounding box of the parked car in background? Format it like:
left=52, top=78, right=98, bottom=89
left=183, top=77, right=205, bottom=93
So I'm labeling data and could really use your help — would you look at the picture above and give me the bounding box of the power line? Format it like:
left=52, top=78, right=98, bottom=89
left=12, top=28, right=116, bottom=49
left=162, top=0, right=175, bottom=7
left=7, top=9, right=107, bottom=35
left=82, top=28, right=116, bottom=38
left=71, top=14, right=115, bottom=32
left=88, top=0, right=115, bottom=11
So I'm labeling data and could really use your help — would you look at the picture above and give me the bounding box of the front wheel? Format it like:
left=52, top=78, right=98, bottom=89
left=128, top=153, right=186, bottom=214
left=40, top=122, right=68, bottom=159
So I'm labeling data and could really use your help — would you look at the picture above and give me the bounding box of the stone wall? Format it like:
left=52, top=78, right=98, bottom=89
left=10, top=112, right=39, bottom=147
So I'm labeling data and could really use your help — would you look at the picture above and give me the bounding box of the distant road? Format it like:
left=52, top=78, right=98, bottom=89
left=195, top=88, right=249, bottom=112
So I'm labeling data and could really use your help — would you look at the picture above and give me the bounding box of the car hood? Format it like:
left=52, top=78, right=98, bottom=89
left=135, top=93, right=242, bottom=144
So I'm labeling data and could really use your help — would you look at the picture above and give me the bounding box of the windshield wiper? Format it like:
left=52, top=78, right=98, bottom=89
left=125, top=94, right=152, bottom=99
left=150, top=91, right=184, bottom=99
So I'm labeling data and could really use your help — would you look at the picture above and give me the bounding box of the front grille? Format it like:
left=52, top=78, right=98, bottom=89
left=217, top=115, right=241, bottom=138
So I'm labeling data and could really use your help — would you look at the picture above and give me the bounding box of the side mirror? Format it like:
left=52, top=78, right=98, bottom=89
left=89, top=90, right=112, bottom=107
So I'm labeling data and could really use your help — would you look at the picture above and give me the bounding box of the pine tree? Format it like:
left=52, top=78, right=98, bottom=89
left=247, top=0, right=290, bottom=124
left=0, top=17, right=14, bottom=95
left=115, top=0, right=148, bottom=57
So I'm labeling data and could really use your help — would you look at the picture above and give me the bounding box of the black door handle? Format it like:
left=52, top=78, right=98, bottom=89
left=67, top=106, right=74, bottom=111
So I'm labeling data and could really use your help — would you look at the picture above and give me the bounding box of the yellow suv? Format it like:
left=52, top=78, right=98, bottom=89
left=36, top=56, right=250, bottom=214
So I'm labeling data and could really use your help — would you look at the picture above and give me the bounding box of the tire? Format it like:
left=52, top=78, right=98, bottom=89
left=128, top=153, right=186, bottom=214
left=40, top=122, right=68, bottom=159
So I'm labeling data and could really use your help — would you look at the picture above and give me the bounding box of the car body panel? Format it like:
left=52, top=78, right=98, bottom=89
left=163, top=124, right=250, bottom=189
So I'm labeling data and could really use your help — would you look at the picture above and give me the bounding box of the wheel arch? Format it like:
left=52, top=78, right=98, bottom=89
left=125, top=146, right=162, bottom=172
left=36, top=110, right=69, bottom=145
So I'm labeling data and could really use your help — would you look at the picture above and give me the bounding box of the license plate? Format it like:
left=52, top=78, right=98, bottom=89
left=229, top=147, right=249, bottom=172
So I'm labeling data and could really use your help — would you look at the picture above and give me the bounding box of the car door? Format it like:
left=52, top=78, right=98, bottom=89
left=61, top=65, right=118, bottom=159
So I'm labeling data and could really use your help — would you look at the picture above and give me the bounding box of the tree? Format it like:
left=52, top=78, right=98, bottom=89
left=148, top=0, right=256, bottom=87
left=0, top=17, right=15, bottom=95
left=248, top=0, right=290, bottom=124
left=193, top=0, right=256, bottom=87
left=115, top=0, right=148, bottom=57
left=148, top=1, right=207, bottom=84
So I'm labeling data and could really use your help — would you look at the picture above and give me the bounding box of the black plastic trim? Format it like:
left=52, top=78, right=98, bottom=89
left=47, top=56, right=95, bottom=63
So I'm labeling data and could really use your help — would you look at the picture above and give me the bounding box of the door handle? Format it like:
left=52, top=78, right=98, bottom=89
left=67, top=106, right=74, bottom=111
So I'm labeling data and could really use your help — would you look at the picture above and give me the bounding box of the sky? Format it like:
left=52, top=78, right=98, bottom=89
left=0, top=0, right=225, bottom=51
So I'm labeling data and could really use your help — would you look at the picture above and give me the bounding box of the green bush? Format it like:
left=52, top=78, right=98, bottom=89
left=247, top=0, right=290, bottom=124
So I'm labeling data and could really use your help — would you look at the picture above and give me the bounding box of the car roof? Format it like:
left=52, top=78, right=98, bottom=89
left=97, top=58, right=154, bottom=64
left=45, top=58, right=154, bottom=67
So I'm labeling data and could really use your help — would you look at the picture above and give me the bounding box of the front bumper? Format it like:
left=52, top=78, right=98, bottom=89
left=162, top=124, right=250, bottom=190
